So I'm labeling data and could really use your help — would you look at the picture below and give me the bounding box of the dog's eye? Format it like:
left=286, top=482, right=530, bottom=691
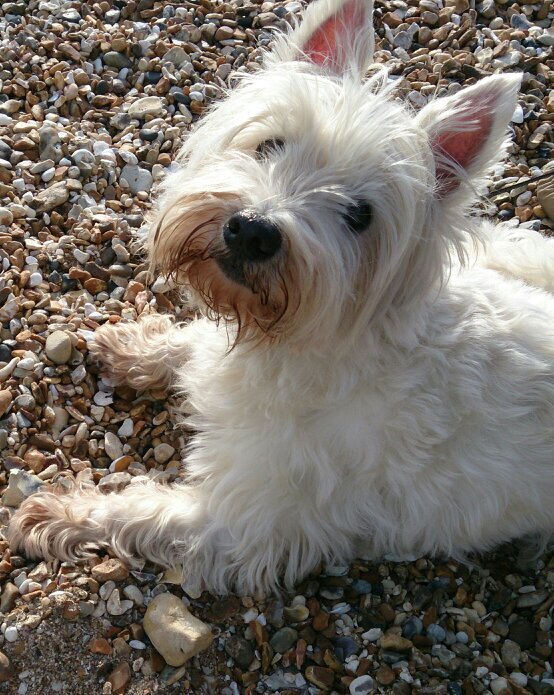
left=256, top=138, right=285, bottom=158
left=344, top=201, right=373, bottom=234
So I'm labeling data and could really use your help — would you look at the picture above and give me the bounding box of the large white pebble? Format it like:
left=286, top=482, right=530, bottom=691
left=143, top=593, right=213, bottom=666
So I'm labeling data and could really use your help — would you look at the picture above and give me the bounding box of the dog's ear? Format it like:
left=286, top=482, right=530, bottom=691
left=416, top=74, right=521, bottom=200
left=270, top=0, right=375, bottom=77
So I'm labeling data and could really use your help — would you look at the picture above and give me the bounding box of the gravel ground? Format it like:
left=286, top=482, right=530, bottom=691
left=0, top=0, right=553, bottom=693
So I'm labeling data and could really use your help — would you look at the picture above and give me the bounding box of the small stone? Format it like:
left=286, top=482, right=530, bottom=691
left=501, top=640, right=521, bottom=670
left=107, top=589, right=133, bottom=616
left=0, top=651, right=12, bottom=683
left=320, top=586, right=344, bottom=601
left=516, top=590, right=547, bottom=608
left=427, top=623, right=446, bottom=643
left=45, top=331, right=72, bottom=364
left=163, top=47, right=189, bottom=67
left=490, top=677, right=512, bottom=695
left=123, top=585, right=144, bottom=606
left=3, top=470, right=44, bottom=507
left=215, top=26, right=234, bottom=41
left=4, top=626, right=18, bottom=643
left=39, top=126, right=63, bottom=163
left=72, top=149, right=95, bottom=168
left=91, top=558, right=129, bottom=583
left=515, top=191, right=532, bottom=207
left=269, top=627, right=298, bottom=653
left=379, top=633, right=413, bottom=651
left=129, top=640, right=146, bottom=650
left=336, top=636, right=359, bottom=660
left=313, top=611, right=330, bottom=631
left=143, top=593, right=213, bottom=667
left=225, top=636, right=255, bottom=669
left=305, top=665, right=334, bottom=690
left=510, top=673, right=527, bottom=687
left=104, top=52, right=132, bottom=69
left=35, top=182, right=70, bottom=212
left=120, top=164, right=153, bottom=194
left=88, top=638, right=112, bottom=655
left=350, top=675, right=376, bottom=694
left=362, top=627, right=383, bottom=642
left=393, top=31, right=412, bottom=49
left=128, top=96, right=164, bottom=119
left=376, top=664, right=395, bottom=685
left=284, top=604, right=310, bottom=622
left=421, top=10, right=438, bottom=24
left=98, top=472, right=131, bottom=494
left=0, top=391, right=11, bottom=418
left=73, top=248, right=90, bottom=264
left=117, top=419, right=134, bottom=439
left=105, top=9, right=120, bottom=23
left=537, top=177, right=554, bottom=221
left=0, top=208, right=13, bottom=226
left=104, top=432, right=124, bottom=461
left=107, top=662, right=131, bottom=694
left=402, top=617, right=423, bottom=639
left=0, top=583, right=19, bottom=612
left=24, top=449, right=45, bottom=474
left=418, top=26, right=432, bottom=44
left=351, top=579, right=371, bottom=594
left=153, top=443, right=176, bottom=464
left=537, top=32, right=554, bottom=47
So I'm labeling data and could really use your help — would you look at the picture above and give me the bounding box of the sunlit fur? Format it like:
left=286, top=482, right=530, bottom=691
left=9, top=0, right=554, bottom=596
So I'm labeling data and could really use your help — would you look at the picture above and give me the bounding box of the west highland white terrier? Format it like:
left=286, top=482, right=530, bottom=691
left=9, top=0, right=554, bottom=595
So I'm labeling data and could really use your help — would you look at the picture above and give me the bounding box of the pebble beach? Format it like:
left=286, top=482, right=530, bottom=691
left=0, top=0, right=553, bottom=693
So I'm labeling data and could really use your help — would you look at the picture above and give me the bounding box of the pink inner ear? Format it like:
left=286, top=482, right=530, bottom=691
left=304, top=0, right=361, bottom=67
left=434, top=105, right=493, bottom=196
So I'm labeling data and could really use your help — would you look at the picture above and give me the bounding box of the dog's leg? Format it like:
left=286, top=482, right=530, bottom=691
left=7, top=481, right=204, bottom=571
left=8, top=477, right=334, bottom=593
left=88, top=314, right=191, bottom=390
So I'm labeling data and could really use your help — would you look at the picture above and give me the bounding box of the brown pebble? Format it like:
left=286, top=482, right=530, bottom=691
left=250, top=620, right=268, bottom=646
left=88, top=638, right=112, bottom=655
left=313, top=611, right=330, bottom=631
left=376, top=663, right=396, bottom=685
left=378, top=603, right=396, bottom=623
left=91, top=558, right=129, bottom=583
left=107, top=661, right=131, bottom=694
left=261, top=642, right=273, bottom=673
left=423, top=606, right=437, bottom=627
left=113, top=637, right=132, bottom=656
left=323, top=648, right=343, bottom=672
left=0, top=391, right=11, bottom=418
left=0, top=583, right=19, bottom=612
left=84, top=277, right=107, bottom=294
left=380, top=632, right=413, bottom=652
left=0, top=650, right=12, bottom=683
left=305, top=665, right=335, bottom=690
left=23, top=449, right=46, bottom=474
left=62, top=602, right=80, bottom=621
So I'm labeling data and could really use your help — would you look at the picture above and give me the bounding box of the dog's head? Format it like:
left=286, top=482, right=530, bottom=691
left=149, top=0, right=520, bottom=348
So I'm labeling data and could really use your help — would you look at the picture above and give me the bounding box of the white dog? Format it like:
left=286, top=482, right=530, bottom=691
left=9, top=0, right=554, bottom=595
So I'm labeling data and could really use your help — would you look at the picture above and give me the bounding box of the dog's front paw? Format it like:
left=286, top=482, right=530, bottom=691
left=88, top=314, right=176, bottom=390
left=8, top=492, right=100, bottom=562
left=88, top=321, right=142, bottom=386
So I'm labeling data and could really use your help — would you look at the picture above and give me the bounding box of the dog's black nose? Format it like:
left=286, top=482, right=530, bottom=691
left=223, top=211, right=282, bottom=262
